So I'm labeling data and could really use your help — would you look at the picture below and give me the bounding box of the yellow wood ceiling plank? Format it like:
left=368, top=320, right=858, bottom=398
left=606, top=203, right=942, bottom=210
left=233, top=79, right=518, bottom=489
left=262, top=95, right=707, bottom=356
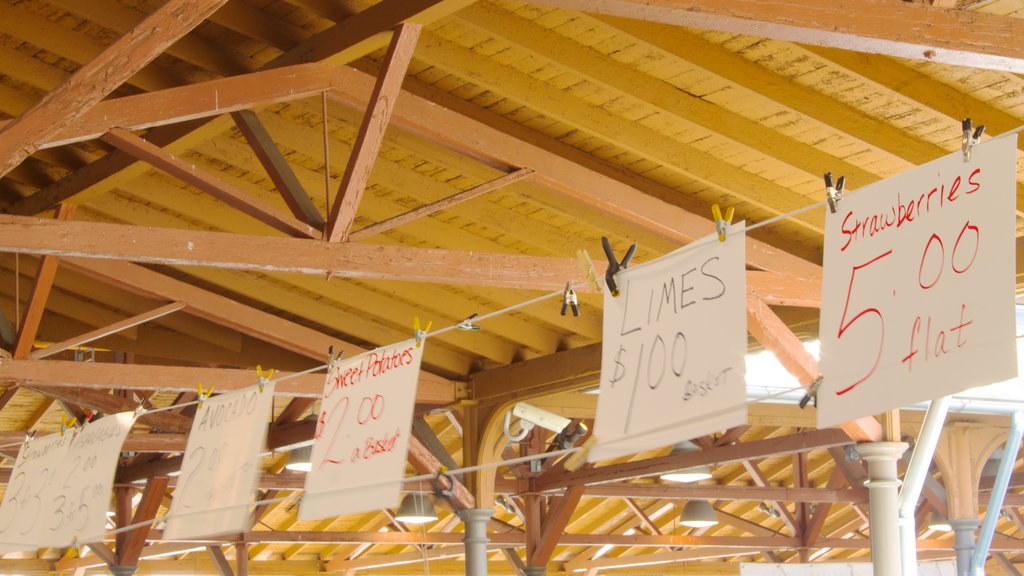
left=457, top=4, right=883, bottom=192
left=0, top=1, right=183, bottom=91
left=413, top=31, right=825, bottom=234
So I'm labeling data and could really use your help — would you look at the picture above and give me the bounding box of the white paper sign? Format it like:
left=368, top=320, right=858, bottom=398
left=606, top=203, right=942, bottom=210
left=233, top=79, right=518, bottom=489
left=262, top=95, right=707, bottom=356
left=45, top=412, right=134, bottom=546
left=590, top=230, right=747, bottom=462
left=0, top=431, right=73, bottom=549
left=163, top=383, right=274, bottom=540
left=299, top=341, right=424, bottom=520
left=819, top=137, right=1018, bottom=427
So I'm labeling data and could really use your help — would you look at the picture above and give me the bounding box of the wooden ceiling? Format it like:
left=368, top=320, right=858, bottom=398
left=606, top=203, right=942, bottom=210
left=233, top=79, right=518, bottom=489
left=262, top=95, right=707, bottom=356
left=0, top=0, right=1023, bottom=574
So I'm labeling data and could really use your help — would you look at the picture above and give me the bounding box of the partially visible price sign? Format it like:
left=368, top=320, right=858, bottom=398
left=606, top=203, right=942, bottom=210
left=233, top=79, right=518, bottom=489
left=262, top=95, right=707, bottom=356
left=0, top=431, right=72, bottom=550
left=164, top=383, right=274, bottom=540
left=818, top=136, right=1018, bottom=427
left=45, top=412, right=133, bottom=546
left=300, top=341, right=423, bottom=521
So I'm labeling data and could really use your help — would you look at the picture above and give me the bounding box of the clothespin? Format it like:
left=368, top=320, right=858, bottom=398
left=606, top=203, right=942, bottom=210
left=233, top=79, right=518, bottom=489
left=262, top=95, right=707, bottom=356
left=327, top=346, right=344, bottom=370
left=413, top=316, right=432, bottom=348
left=824, top=172, right=845, bottom=214
left=197, top=382, right=214, bottom=409
left=456, top=313, right=480, bottom=331
left=962, top=118, right=985, bottom=162
left=561, top=282, right=579, bottom=317
left=63, top=539, right=80, bottom=560
left=711, top=204, right=735, bottom=242
left=60, top=414, right=77, bottom=436
left=576, top=249, right=601, bottom=293
left=601, top=237, right=637, bottom=297
left=799, top=375, right=823, bottom=409
left=256, top=365, right=274, bottom=393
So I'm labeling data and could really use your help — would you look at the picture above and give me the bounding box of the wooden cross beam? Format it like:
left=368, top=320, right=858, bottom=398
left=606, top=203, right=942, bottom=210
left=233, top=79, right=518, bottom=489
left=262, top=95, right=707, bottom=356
left=0, top=0, right=230, bottom=178
left=534, top=0, right=1024, bottom=73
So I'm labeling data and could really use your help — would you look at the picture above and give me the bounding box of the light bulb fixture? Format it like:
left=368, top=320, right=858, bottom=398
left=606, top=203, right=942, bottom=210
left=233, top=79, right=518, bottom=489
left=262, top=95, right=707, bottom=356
left=285, top=445, right=313, bottom=472
left=395, top=493, right=438, bottom=525
left=659, top=441, right=713, bottom=483
left=927, top=512, right=952, bottom=532
left=660, top=465, right=713, bottom=483
left=679, top=500, right=718, bottom=528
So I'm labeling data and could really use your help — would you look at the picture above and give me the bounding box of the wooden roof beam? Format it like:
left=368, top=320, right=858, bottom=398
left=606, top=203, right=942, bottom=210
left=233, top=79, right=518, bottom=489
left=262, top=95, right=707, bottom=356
left=0, top=214, right=580, bottom=291
left=231, top=110, right=324, bottom=229
left=326, top=24, right=421, bottom=242
left=535, top=0, right=1024, bottom=73
left=117, top=476, right=170, bottom=567
left=31, top=301, right=185, bottom=359
left=13, top=203, right=75, bottom=358
left=534, top=428, right=852, bottom=492
left=747, top=295, right=882, bottom=442
left=327, top=67, right=822, bottom=282
left=0, top=0, right=229, bottom=178
left=0, top=359, right=458, bottom=405
left=100, top=128, right=319, bottom=238
left=0, top=63, right=348, bottom=150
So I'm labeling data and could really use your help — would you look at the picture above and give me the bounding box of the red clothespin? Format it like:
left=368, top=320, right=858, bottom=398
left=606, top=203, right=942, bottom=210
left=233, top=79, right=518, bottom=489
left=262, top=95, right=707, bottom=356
left=711, top=204, right=735, bottom=242
left=601, top=237, right=636, bottom=297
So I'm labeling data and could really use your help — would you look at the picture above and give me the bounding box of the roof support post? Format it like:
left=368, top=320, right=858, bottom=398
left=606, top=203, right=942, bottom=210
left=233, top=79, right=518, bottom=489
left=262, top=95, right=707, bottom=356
left=461, top=508, right=493, bottom=576
left=859, top=442, right=909, bottom=576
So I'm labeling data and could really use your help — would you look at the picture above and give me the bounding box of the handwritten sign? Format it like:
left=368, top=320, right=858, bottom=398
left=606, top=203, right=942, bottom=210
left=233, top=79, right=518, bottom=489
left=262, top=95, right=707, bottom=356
left=299, top=340, right=424, bottom=521
left=163, top=382, right=274, bottom=540
left=590, top=230, right=747, bottom=462
left=45, top=412, right=134, bottom=546
left=0, top=431, right=72, bottom=549
left=818, top=137, right=1018, bottom=427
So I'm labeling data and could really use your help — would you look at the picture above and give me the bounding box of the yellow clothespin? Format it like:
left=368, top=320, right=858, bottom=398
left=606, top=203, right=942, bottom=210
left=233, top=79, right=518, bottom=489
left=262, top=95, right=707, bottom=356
left=62, top=540, right=80, bottom=560
left=413, top=316, right=432, bottom=348
left=197, top=382, right=214, bottom=409
left=711, top=204, right=734, bottom=242
left=60, top=414, right=77, bottom=437
left=576, top=249, right=601, bottom=293
left=256, top=365, right=274, bottom=393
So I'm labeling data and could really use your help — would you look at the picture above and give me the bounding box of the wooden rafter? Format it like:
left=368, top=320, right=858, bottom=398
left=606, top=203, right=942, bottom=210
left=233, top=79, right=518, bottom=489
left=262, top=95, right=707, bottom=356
left=0, top=214, right=578, bottom=290
left=0, top=63, right=347, bottom=150
left=56, top=258, right=454, bottom=391
left=327, top=66, right=822, bottom=282
left=100, top=128, right=317, bottom=239
left=13, top=203, right=76, bottom=358
left=325, top=24, right=421, bottom=242
left=535, top=0, right=1024, bottom=73
left=24, top=385, right=192, bottom=433
left=0, top=359, right=457, bottom=405
left=746, top=295, right=881, bottom=442
left=231, top=110, right=324, bottom=229
left=742, top=460, right=799, bottom=535
left=117, top=476, right=171, bottom=566
left=529, top=484, right=586, bottom=566
left=536, top=428, right=852, bottom=492
left=348, top=167, right=535, bottom=242
left=0, top=0, right=229, bottom=178
left=31, top=301, right=185, bottom=359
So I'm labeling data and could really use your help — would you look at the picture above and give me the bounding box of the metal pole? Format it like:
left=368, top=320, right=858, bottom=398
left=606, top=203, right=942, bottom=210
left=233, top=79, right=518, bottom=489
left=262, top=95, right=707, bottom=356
left=461, top=508, right=493, bottom=576
left=859, top=441, right=909, bottom=576
left=951, top=518, right=979, bottom=576
left=898, top=396, right=952, bottom=576
left=109, top=566, right=137, bottom=576
left=970, top=411, right=1024, bottom=576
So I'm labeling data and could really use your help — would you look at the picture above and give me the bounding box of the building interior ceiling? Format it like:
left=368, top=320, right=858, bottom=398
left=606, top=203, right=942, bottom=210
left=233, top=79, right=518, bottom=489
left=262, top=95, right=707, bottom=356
left=0, top=0, right=1023, bottom=574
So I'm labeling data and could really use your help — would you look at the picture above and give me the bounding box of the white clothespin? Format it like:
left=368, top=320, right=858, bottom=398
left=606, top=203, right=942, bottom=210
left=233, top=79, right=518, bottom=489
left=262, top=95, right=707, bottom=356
left=825, top=172, right=845, bottom=214
left=456, top=313, right=480, bottom=331
left=962, top=118, right=985, bottom=162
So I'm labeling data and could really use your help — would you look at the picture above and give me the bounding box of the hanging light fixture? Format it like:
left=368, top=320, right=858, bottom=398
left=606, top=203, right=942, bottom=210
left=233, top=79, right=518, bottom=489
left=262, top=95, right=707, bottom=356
left=679, top=500, right=718, bottom=528
left=659, top=441, right=713, bottom=483
left=395, top=493, right=438, bottom=525
left=285, top=445, right=313, bottom=472
left=927, top=512, right=952, bottom=532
